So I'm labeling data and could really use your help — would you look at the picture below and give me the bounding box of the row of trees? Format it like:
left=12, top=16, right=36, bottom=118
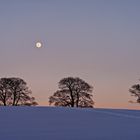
left=0, top=76, right=140, bottom=108
left=0, top=78, right=37, bottom=106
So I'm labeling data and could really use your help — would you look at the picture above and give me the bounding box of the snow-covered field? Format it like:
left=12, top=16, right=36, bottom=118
left=0, top=107, right=140, bottom=140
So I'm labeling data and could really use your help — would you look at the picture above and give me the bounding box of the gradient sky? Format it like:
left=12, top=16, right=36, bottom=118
left=0, top=0, right=140, bottom=109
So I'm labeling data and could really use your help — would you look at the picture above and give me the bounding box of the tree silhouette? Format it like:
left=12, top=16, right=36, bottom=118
left=129, top=82, right=140, bottom=103
left=0, top=77, right=38, bottom=106
left=0, top=78, right=12, bottom=106
left=49, top=77, right=94, bottom=108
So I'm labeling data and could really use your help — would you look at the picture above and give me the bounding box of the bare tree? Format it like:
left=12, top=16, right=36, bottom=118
left=129, top=82, right=140, bottom=103
left=49, top=77, right=94, bottom=108
left=0, top=77, right=38, bottom=106
left=0, top=78, right=12, bottom=106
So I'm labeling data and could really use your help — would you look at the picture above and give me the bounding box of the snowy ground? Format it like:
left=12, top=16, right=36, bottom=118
left=0, top=107, right=140, bottom=140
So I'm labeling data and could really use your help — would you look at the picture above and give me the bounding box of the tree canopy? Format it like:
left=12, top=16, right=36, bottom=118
left=49, top=77, right=94, bottom=108
left=129, top=82, right=140, bottom=103
left=0, top=77, right=38, bottom=106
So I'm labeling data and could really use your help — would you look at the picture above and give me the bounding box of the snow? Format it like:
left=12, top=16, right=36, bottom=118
left=0, top=107, right=140, bottom=140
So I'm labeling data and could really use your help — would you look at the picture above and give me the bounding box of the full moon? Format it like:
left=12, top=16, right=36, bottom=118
left=36, top=42, right=42, bottom=48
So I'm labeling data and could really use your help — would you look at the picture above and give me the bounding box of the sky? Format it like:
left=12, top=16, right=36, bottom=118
left=0, top=0, right=140, bottom=109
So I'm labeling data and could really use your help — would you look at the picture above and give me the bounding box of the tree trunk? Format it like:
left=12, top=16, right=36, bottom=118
left=69, top=87, right=74, bottom=107
left=3, top=95, right=7, bottom=106
left=12, top=94, right=16, bottom=106
left=76, top=93, right=79, bottom=107
left=3, top=99, right=6, bottom=106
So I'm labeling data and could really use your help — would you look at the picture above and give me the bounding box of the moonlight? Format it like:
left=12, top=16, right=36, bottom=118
left=35, top=42, right=42, bottom=48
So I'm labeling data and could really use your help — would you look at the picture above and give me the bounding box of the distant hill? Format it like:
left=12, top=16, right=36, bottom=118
left=0, top=106, right=140, bottom=140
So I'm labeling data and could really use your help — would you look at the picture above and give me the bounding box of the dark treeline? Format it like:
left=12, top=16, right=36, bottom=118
left=0, top=77, right=37, bottom=106
left=0, top=76, right=139, bottom=107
